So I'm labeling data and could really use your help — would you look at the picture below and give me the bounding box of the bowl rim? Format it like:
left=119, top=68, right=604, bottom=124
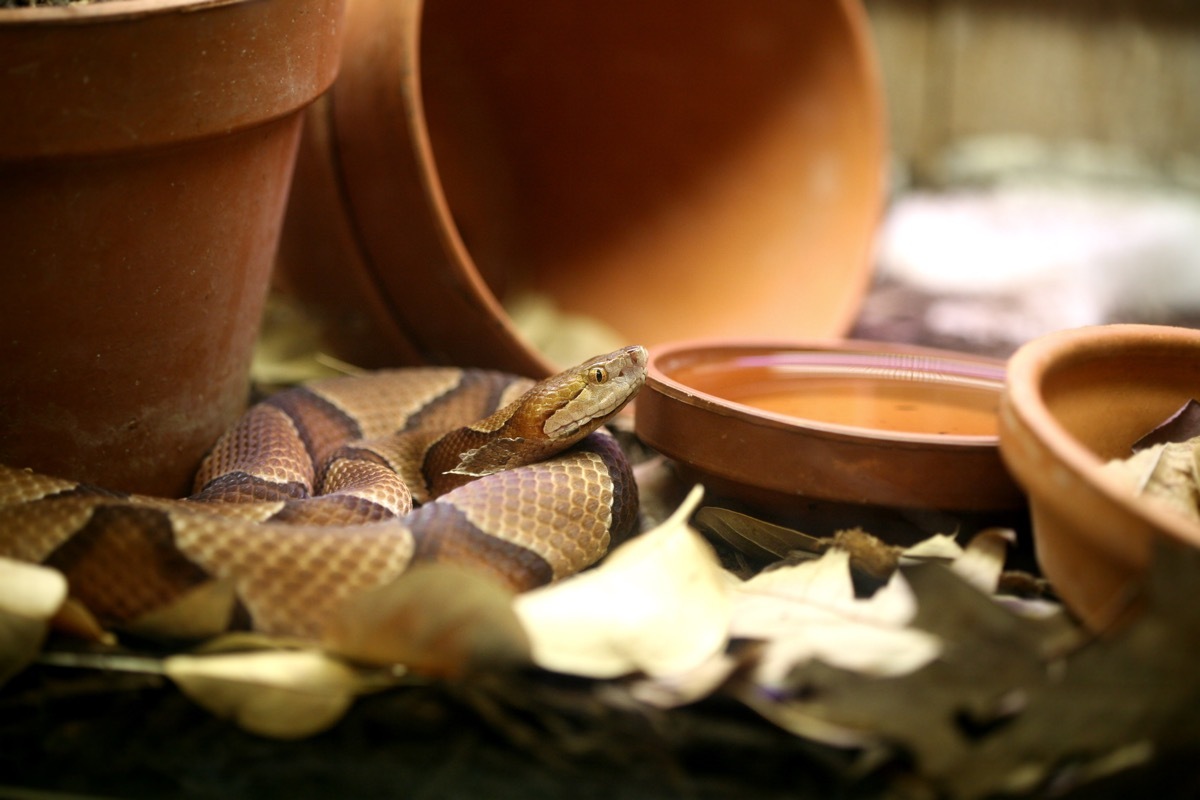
left=1003, top=323, right=1200, bottom=546
left=644, top=338, right=1007, bottom=448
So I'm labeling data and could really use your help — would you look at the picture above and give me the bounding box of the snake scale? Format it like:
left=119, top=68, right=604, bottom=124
left=0, top=346, right=646, bottom=639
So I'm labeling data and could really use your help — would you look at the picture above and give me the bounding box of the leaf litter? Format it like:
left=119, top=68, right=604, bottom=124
left=6, top=406, right=1200, bottom=796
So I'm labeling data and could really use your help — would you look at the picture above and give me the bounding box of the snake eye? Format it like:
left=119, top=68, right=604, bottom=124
left=592, top=366, right=608, bottom=384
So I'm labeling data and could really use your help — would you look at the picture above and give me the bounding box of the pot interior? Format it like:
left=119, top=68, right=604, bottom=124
left=420, top=0, right=883, bottom=348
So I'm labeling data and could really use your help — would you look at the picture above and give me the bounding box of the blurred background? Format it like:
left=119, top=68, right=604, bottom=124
left=854, top=0, right=1200, bottom=356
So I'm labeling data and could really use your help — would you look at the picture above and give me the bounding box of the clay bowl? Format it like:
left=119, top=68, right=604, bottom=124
left=276, top=0, right=885, bottom=376
left=999, top=324, right=1200, bottom=630
left=635, top=340, right=1024, bottom=524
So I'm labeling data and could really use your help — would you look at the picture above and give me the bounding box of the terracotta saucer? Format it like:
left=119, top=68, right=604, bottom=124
left=635, top=340, right=1024, bottom=516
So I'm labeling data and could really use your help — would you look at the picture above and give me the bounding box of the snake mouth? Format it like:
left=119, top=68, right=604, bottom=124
left=606, top=344, right=648, bottom=396
left=621, top=345, right=648, bottom=374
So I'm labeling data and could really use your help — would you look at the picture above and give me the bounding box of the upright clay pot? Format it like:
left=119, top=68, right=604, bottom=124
left=0, top=0, right=344, bottom=497
left=277, top=0, right=885, bottom=376
left=1000, top=324, right=1200, bottom=629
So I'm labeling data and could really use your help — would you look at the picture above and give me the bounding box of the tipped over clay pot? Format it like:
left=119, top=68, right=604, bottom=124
left=277, top=0, right=885, bottom=375
left=1000, top=324, right=1200, bottom=630
left=0, top=0, right=344, bottom=497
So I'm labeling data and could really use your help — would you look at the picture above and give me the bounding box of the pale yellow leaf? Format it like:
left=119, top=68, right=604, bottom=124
left=753, top=619, right=940, bottom=685
left=123, top=578, right=238, bottom=641
left=900, top=533, right=964, bottom=562
left=1142, top=440, right=1200, bottom=522
left=50, top=598, right=114, bottom=644
left=193, top=631, right=315, bottom=654
left=950, top=528, right=1014, bottom=593
left=627, top=650, right=743, bottom=709
left=324, top=562, right=530, bottom=678
left=514, top=485, right=732, bottom=679
left=1192, top=438, right=1200, bottom=487
left=0, top=556, right=67, bottom=619
left=731, top=550, right=939, bottom=685
left=1103, top=440, right=1200, bottom=523
left=164, top=650, right=364, bottom=739
left=0, top=557, right=68, bottom=685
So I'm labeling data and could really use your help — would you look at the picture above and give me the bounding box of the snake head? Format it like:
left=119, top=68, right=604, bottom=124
left=435, top=345, right=647, bottom=484
left=534, top=345, right=648, bottom=442
left=472, top=345, right=647, bottom=448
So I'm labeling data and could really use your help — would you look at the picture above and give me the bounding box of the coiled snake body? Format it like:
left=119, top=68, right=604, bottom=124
left=0, top=346, right=646, bottom=639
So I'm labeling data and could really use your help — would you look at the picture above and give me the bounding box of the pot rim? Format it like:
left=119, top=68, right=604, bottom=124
left=0, top=0, right=345, bottom=160
left=645, top=338, right=1006, bottom=450
left=0, top=0, right=247, bottom=25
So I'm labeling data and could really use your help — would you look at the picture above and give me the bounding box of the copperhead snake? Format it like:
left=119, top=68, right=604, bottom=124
left=0, top=346, right=646, bottom=639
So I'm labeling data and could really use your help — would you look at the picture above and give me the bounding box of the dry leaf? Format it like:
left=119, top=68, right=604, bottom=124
left=324, top=562, right=530, bottom=678
left=730, top=550, right=940, bottom=685
left=504, top=292, right=627, bottom=370
left=1108, top=400, right=1200, bottom=525
left=626, top=649, right=745, bottom=709
left=631, top=455, right=691, bottom=531
left=514, top=485, right=732, bottom=679
left=250, top=295, right=356, bottom=389
left=900, top=533, right=963, bottom=562
left=628, top=531, right=968, bottom=706
left=694, top=506, right=825, bottom=561
left=696, top=507, right=965, bottom=584
left=1141, top=439, right=1200, bottom=522
left=49, top=598, right=113, bottom=644
left=829, top=528, right=902, bottom=580
left=1103, top=439, right=1200, bottom=524
left=193, top=631, right=315, bottom=655
left=164, top=649, right=367, bottom=739
left=949, top=528, right=1014, bottom=594
left=0, top=557, right=67, bottom=685
left=933, top=541, right=1200, bottom=797
left=738, top=562, right=1094, bottom=797
left=1131, top=398, right=1200, bottom=451
left=122, top=578, right=239, bottom=641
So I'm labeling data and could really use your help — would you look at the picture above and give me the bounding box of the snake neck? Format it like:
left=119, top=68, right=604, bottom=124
left=422, top=345, right=647, bottom=497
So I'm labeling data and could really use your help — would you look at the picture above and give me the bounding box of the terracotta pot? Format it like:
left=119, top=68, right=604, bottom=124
left=0, top=0, right=344, bottom=497
left=277, top=0, right=885, bottom=376
left=999, top=324, right=1200, bottom=630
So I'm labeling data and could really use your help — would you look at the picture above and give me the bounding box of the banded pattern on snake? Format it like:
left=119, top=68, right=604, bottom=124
left=0, top=346, right=646, bottom=639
